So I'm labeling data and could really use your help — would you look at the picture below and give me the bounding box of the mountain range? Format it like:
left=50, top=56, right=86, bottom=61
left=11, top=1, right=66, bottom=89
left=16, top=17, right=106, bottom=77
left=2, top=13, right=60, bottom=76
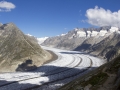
left=40, top=26, right=120, bottom=90
left=41, top=26, right=120, bottom=61
left=0, top=23, right=120, bottom=89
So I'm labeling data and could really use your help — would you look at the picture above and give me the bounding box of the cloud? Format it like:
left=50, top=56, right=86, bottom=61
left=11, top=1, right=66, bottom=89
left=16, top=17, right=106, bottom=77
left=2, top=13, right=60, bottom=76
left=0, top=1, right=16, bottom=12
left=86, top=6, right=120, bottom=27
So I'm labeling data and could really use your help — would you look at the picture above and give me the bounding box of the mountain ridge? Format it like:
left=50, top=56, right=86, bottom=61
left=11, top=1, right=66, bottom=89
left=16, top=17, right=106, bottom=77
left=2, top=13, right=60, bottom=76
left=41, top=26, right=120, bottom=61
left=0, top=23, right=52, bottom=72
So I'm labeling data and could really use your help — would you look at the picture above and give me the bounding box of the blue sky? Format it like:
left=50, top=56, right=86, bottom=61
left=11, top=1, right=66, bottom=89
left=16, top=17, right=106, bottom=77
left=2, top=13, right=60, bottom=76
left=0, top=0, right=120, bottom=37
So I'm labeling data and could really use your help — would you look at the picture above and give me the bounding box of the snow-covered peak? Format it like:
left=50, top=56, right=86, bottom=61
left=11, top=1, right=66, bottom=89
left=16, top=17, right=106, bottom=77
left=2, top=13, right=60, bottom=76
left=37, top=37, right=48, bottom=44
left=60, top=33, right=67, bottom=36
left=99, top=30, right=108, bottom=36
left=61, top=34, right=66, bottom=36
left=91, top=31, right=99, bottom=37
left=109, top=27, right=119, bottom=33
left=74, top=28, right=79, bottom=31
left=26, top=33, right=33, bottom=36
left=77, top=30, right=86, bottom=37
left=51, top=26, right=119, bottom=40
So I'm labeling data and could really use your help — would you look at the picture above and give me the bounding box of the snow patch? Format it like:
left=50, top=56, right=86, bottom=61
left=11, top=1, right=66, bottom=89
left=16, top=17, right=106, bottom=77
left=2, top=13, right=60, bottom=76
left=99, top=30, right=107, bottom=36
left=37, top=37, right=48, bottom=44
left=61, top=33, right=67, bottom=36
left=77, top=30, right=86, bottom=37
left=91, top=31, right=99, bottom=37
left=109, top=27, right=119, bottom=33
left=87, top=31, right=91, bottom=37
left=74, top=28, right=79, bottom=31
left=26, top=34, right=32, bottom=36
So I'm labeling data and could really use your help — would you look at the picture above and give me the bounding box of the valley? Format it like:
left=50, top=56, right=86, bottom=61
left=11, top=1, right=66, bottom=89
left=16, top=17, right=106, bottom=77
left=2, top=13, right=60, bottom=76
left=0, top=1, right=120, bottom=89
left=0, top=23, right=119, bottom=90
left=0, top=46, right=105, bottom=90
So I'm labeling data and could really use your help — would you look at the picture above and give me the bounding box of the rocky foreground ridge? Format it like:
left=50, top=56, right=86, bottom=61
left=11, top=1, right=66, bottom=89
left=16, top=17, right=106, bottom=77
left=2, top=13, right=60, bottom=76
left=0, top=23, right=52, bottom=72
left=42, top=26, right=120, bottom=61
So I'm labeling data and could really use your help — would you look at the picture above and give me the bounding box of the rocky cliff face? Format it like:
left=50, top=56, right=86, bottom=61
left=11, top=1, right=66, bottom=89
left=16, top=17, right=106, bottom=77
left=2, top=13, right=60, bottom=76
left=0, top=23, right=52, bottom=72
left=42, top=26, right=120, bottom=60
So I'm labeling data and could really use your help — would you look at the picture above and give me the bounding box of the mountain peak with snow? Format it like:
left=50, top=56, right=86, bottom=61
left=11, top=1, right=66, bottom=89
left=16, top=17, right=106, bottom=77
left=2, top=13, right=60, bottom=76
left=42, top=26, right=120, bottom=50
left=26, top=33, right=33, bottom=36
left=37, top=37, right=48, bottom=44
left=71, top=26, right=119, bottom=38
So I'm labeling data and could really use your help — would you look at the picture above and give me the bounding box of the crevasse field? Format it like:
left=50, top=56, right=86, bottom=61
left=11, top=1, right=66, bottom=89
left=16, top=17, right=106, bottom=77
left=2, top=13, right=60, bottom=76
left=0, top=46, right=105, bottom=90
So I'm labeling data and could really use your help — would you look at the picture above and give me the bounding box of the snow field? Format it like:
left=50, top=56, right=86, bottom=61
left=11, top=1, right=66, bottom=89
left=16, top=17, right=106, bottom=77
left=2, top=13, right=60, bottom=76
left=0, top=46, right=105, bottom=90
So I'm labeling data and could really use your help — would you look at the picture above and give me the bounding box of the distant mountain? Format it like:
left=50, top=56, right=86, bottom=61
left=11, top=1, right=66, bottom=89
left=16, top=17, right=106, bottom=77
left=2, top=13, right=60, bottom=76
left=37, top=37, right=48, bottom=44
left=0, top=23, right=52, bottom=72
left=41, top=26, right=111, bottom=50
left=75, top=32, right=120, bottom=61
left=42, top=26, right=120, bottom=60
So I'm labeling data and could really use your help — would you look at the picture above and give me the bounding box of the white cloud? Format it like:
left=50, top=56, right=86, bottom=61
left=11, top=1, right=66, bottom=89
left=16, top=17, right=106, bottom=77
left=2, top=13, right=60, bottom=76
left=86, top=6, right=120, bottom=27
left=0, top=1, right=16, bottom=12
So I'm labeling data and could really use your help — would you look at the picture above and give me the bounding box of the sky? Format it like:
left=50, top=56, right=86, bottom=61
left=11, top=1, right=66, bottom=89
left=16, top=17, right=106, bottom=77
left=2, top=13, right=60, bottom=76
left=0, top=0, right=120, bottom=37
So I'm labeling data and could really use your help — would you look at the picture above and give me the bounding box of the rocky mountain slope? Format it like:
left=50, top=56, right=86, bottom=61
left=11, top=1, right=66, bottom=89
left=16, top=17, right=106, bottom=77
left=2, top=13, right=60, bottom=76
left=42, top=26, right=111, bottom=50
left=76, top=32, right=120, bottom=61
left=42, top=26, right=120, bottom=60
left=0, top=23, right=52, bottom=72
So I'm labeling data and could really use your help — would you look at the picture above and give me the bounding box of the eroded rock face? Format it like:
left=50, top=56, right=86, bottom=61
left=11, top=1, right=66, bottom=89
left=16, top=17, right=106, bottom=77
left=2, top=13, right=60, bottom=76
left=0, top=23, right=52, bottom=72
